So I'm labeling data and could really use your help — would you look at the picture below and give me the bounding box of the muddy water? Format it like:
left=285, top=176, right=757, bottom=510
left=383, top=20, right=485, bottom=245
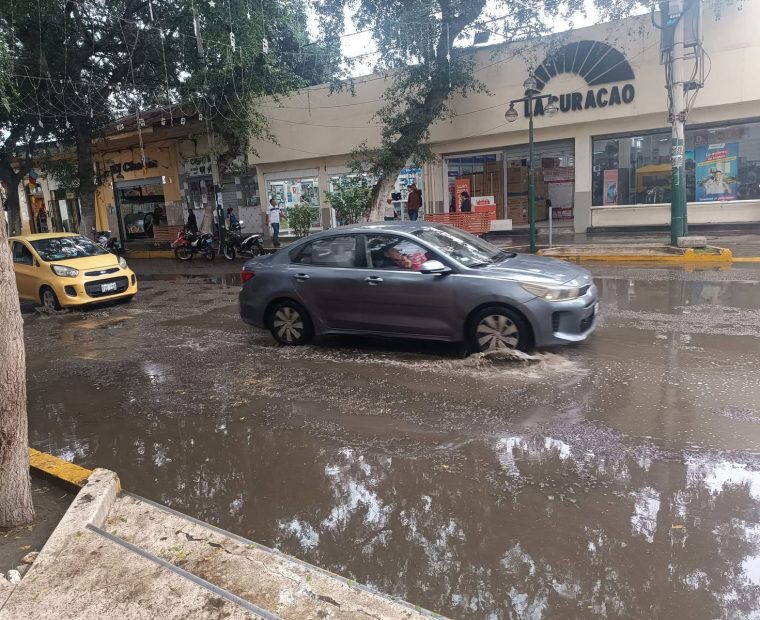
left=23, top=263, right=760, bottom=619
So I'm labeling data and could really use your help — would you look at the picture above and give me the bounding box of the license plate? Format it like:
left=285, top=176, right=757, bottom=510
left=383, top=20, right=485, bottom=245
left=101, top=282, right=118, bottom=292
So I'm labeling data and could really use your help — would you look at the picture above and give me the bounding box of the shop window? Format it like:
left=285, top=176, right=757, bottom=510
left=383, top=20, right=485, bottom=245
left=266, top=177, right=321, bottom=234
left=592, top=119, right=760, bottom=206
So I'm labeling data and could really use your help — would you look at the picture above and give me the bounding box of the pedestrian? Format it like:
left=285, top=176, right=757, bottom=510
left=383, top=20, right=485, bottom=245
left=267, top=198, right=281, bottom=247
left=406, top=183, right=422, bottom=221
left=384, top=196, right=396, bottom=221
left=186, top=207, right=198, bottom=234
left=460, top=191, right=472, bottom=213
left=226, top=207, right=239, bottom=230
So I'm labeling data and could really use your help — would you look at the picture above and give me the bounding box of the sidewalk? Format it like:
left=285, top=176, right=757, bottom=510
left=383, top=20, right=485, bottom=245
left=0, top=455, right=442, bottom=620
left=486, top=227, right=760, bottom=261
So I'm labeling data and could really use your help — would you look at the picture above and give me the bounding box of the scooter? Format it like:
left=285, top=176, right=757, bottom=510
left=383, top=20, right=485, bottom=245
left=171, top=229, right=215, bottom=261
left=92, top=228, right=123, bottom=254
left=223, top=221, right=264, bottom=260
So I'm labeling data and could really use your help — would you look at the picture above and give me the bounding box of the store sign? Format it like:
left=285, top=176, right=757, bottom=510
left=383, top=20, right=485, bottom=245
left=109, top=159, right=158, bottom=175
left=525, top=40, right=636, bottom=117
left=184, top=156, right=212, bottom=177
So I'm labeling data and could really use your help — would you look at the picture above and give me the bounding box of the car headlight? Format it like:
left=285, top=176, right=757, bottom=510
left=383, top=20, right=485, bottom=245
left=51, top=265, right=79, bottom=278
left=521, top=282, right=581, bottom=301
left=119, top=256, right=128, bottom=269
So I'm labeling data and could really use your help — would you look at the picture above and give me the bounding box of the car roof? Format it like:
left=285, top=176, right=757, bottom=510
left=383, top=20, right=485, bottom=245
left=308, top=221, right=444, bottom=239
left=10, top=232, right=80, bottom=242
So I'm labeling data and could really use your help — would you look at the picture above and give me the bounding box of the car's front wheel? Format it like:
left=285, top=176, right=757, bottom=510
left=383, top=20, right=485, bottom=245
left=469, top=306, right=530, bottom=353
left=268, top=300, right=314, bottom=346
left=40, top=286, right=61, bottom=311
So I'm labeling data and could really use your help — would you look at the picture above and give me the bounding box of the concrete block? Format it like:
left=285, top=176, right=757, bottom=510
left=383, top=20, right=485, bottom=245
left=490, top=219, right=512, bottom=231
left=677, top=236, right=707, bottom=248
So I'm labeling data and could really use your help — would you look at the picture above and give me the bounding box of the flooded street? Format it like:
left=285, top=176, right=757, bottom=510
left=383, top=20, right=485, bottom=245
left=23, top=261, right=760, bottom=619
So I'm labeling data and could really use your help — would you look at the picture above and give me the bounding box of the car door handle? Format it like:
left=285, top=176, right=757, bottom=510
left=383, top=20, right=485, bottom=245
left=364, top=276, right=383, bottom=285
left=293, top=273, right=310, bottom=282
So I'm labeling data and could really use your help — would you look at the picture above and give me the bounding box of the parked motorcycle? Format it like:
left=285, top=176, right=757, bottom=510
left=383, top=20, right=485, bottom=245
left=92, top=228, right=123, bottom=254
left=223, top=221, right=264, bottom=260
left=171, top=229, right=216, bottom=261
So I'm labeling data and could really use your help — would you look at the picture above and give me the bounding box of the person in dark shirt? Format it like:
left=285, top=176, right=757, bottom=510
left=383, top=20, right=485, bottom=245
left=460, top=191, right=472, bottom=213
left=406, top=183, right=422, bottom=221
left=186, top=207, right=199, bottom=233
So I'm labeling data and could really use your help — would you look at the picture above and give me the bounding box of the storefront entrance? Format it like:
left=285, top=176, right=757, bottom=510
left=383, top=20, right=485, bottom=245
left=50, top=190, right=80, bottom=233
left=113, top=178, right=166, bottom=244
left=444, top=140, right=575, bottom=228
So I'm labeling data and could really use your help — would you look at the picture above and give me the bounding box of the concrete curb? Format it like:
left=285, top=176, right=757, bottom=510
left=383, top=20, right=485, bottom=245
left=29, top=448, right=93, bottom=489
left=127, top=250, right=175, bottom=259
left=538, top=245, right=735, bottom=263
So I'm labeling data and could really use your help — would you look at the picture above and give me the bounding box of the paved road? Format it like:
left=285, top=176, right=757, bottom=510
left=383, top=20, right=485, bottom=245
left=23, top=259, right=760, bottom=619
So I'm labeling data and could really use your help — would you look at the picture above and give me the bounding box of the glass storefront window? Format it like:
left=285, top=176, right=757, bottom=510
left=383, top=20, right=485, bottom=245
left=265, top=177, right=321, bottom=234
left=592, top=119, right=760, bottom=206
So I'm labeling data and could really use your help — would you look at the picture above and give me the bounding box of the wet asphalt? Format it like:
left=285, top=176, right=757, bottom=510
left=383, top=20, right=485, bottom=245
left=22, top=259, right=760, bottom=619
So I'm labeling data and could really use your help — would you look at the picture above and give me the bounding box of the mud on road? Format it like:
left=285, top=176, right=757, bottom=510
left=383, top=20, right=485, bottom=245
left=23, top=261, right=760, bottom=619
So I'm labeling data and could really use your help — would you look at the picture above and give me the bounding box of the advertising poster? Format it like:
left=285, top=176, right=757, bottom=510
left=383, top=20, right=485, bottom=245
left=696, top=143, right=738, bottom=201
left=602, top=169, right=619, bottom=206
left=454, top=178, right=471, bottom=212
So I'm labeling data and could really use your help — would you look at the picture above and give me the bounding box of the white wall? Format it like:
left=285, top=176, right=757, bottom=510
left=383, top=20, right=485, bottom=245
left=249, top=3, right=760, bottom=230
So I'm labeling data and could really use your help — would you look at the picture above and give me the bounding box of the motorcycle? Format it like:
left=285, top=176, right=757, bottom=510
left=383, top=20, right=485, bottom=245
left=171, top=229, right=216, bottom=261
left=223, top=221, right=264, bottom=260
left=92, top=228, right=123, bottom=254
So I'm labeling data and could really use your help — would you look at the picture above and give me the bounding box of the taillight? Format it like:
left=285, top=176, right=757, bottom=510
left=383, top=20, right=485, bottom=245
left=241, top=270, right=255, bottom=285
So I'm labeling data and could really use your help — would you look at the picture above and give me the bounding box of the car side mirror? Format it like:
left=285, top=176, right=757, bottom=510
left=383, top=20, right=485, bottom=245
left=420, top=260, right=451, bottom=274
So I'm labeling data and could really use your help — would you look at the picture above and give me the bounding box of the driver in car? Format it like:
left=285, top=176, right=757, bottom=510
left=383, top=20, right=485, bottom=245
left=384, top=245, right=428, bottom=270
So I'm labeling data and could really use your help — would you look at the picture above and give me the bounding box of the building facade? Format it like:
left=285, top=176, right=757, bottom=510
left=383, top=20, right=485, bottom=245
left=250, top=5, right=760, bottom=233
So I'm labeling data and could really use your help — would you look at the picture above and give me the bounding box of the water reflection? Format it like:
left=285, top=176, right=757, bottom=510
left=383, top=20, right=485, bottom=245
left=27, top=394, right=760, bottom=618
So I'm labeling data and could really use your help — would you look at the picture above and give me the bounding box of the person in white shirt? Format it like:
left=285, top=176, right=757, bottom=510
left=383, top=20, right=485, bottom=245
left=704, top=170, right=731, bottom=196
left=267, top=198, right=282, bottom=247
left=384, top=196, right=397, bottom=221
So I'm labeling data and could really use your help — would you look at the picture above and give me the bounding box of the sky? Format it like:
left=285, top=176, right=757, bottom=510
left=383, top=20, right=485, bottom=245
left=308, top=0, right=647, bottom=78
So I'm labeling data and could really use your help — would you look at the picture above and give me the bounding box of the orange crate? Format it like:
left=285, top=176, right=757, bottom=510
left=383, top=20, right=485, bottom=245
left=426, top=213, right=491, bottom=235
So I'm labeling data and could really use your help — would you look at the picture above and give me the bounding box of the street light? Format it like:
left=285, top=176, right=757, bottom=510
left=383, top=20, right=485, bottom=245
left=505, top=71, right=556, bottom=254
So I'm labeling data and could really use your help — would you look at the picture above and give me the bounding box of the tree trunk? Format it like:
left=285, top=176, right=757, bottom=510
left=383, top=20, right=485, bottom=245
left=200, top=202, right=216, bottom=234
left=74, top=123, right=97, bottom=238
left=0, top=214, right=34, bottom=528
left=1, top=160, right=25, bottom=237
left=368, top=174, right=400, bottom=222
left=78, top=191, right=96, bottom=238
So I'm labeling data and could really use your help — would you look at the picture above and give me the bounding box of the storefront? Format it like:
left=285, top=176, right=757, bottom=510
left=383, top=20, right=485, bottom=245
left=249, top=4, right=760, bottom=232
left=95, top=139, right=184, bottom=246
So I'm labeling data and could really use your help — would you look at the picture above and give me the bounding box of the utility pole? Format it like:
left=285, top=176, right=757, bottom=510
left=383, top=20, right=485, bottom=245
left=666, top=0, right=689, bottom=244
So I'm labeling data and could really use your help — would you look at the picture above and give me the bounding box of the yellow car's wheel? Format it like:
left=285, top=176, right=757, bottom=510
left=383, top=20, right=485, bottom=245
left=40, top=286, right=61, bottom=311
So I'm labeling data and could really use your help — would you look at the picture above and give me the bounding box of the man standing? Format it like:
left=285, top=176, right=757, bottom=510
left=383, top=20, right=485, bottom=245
left=267, top=198, right=281, bottom=247
left=406, top=183, right=422, bottom=221
left=226, top=207, right=240, bottom=230
left=186, top=207, right=198, bottom=234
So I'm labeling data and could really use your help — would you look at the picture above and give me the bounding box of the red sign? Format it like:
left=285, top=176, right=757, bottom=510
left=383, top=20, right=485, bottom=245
left=454, top=178, right=471, bottom=212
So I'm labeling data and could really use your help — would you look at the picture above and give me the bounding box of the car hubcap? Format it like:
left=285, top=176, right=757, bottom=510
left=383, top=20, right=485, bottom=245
left=477, top=314, right=519, bottom=350
left=273, top=307, right=304, bottom=343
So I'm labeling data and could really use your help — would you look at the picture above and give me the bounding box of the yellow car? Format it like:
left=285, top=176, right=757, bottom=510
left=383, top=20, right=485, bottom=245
left=9, top=233, right=138, bottom=310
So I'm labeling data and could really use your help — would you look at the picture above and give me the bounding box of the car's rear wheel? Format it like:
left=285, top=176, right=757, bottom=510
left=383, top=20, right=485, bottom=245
left=268, top=300, right=313, bottom=346
left=469, top=306, right=530, bottom=353
left=40, top=286, right=61, bottom=311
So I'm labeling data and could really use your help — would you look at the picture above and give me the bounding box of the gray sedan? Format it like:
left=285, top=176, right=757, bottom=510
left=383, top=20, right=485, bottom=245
left=239, top=222, right=598, bottom=352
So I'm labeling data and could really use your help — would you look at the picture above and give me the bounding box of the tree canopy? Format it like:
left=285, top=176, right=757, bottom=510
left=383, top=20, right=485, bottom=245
left=0, top=0, right=339, bottom=234
left=314, top=0, right=644, bottom=217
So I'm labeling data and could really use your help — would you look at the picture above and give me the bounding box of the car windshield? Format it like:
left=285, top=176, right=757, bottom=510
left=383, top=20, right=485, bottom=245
left=31, top=236, right=109, bottom=262
left=412, top=225, right=512, bottom=267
